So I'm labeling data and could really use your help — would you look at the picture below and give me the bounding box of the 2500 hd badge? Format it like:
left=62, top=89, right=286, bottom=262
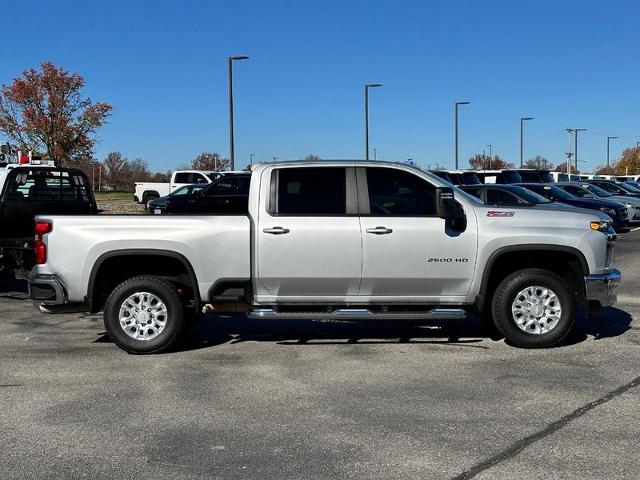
left=427, top=257, right=469, bottom=263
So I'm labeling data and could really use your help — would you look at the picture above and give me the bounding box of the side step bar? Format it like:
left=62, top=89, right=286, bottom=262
left=247, top=308, right=466, bottom=321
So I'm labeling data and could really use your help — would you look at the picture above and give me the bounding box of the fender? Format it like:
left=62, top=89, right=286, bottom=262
left=85, top=249, right=201, bottom=313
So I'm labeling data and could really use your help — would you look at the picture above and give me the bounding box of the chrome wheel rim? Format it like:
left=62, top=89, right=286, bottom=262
left=119, top=292, right=168, bottom=341
left=511, top=285, right=562, bottom=335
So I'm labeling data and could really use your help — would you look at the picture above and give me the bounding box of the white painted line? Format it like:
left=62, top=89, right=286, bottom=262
left=631, top=227, right=640, bottom=232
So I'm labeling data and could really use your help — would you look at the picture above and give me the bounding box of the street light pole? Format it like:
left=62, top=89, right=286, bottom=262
left=250, top=153, right=255, bottom=165
left=607, top=136, right=618, bottom=168
left=228, top=55, right=249, bottom=171
left=365, top=84, right=383, bottom=160
left=485, top=144, right=492, bottom=169
left=454, top=101, right=470, bottom=169
left=520, top=117, right=534, bottom=167
left=573, top=128, right=586, bottom=171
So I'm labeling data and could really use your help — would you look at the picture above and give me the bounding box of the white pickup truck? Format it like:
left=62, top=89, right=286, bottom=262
left=29, top=161, right=621, bottom=354
left=133, top=170, right=223, bottom=204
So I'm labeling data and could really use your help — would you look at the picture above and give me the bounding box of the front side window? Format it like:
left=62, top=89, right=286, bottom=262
left=366, top=168, right=436, bottom=216
left=274, top=168, right=346, bottom=215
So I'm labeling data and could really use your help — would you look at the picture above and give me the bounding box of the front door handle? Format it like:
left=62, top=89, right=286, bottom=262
left=263, top=226, right=290, bottom=235
left=366, top=226, right=393, bottom=235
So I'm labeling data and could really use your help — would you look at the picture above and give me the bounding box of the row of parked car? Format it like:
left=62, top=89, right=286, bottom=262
left=147, top=167, right=640, bottom=233
left=428, top=168, right=640, bottom=231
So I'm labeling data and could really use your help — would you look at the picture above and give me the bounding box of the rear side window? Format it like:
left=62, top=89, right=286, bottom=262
left=274, top=167, right=346, bottom=215
left=174, top=172, right=190, bottom=183
left=366, top=168, right=436, bottom=216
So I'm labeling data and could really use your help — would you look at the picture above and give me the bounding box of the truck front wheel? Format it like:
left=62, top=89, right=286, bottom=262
left=491, top=268, right=576, bottom=348
left=103, top=275, right=185, bottom=354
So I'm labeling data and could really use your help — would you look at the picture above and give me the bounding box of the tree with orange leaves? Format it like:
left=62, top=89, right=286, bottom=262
left=0, top=61, right=112, bottom=166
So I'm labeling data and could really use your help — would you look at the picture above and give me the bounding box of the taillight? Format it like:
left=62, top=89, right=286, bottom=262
left=34, top=221, right=52, bottom=265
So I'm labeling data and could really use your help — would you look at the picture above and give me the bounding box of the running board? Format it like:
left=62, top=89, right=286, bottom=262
left=247, top=308, right=466, bottom=321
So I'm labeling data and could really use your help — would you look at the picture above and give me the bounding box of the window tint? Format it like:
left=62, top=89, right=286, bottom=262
left=191, top=173, right=208, bottom=184
left=174, top=172, right=190, bottom=183
left=209, top=175, right=250, bottom=196
left=366, top=168, right=436, bottom=216
left=462, top=187, right=483, bottom=200
left=276, top=168, right=346, bottom=215
left=486, top=189, right=524, bottom=205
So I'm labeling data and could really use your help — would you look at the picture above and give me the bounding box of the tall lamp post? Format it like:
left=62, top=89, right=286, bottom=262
left=454, top=101, right=470, bottom=169
left=365, top=83, right=383, bottom=160
left=228, top=55, right=249, bottom=171
left=485, top=144, right=492, bottom=169
left=520, top=116, right=534, bottom=167
left=606, top=136, right=618, bottom=168
left=573, top=128, right=587, bottom=171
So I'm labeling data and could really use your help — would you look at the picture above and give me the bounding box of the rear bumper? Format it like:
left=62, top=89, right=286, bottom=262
left=584, top=268, right=621, bottom=308
left=28, top=273, right=67, bottom=305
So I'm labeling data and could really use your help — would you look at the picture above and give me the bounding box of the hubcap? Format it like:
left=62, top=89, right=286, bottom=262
left=118, top=292, right=168, bottom=341
left=511, top=285, right=562, bottom=335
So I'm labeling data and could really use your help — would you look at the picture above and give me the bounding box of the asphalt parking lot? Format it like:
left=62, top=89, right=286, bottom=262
left=1, top=230, right=638, bottom=480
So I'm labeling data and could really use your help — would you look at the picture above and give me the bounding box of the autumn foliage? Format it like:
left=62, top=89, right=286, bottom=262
left=468, top=154, right=512, bottom=170
left=0, top=61, right=112, bottom=165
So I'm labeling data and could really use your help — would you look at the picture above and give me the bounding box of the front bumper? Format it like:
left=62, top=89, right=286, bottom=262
left=28, top=273, right=67, bottom=305
left=584, top=268, right=621, bottom=308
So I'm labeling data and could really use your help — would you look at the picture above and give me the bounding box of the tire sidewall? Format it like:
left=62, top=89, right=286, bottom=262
left=492, top=270, right=575, bottom=348
left=104, top=277, right=184, bottom=354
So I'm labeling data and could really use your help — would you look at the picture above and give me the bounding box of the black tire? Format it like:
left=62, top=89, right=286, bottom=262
left=143, top=194, right=159, bottom=207
left=104, top=275, right=185, bottom=354
left=491, top=268, right=575, bottom=348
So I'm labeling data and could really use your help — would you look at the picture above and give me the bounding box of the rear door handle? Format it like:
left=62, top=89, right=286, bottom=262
left=263, top=226, right=290, bottom=235
left=366, top=226, right=393, bottom=235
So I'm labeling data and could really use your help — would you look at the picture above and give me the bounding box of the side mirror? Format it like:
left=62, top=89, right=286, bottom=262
left=435, top=187, right=467, bottom=231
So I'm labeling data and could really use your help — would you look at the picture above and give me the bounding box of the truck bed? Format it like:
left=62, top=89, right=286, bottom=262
left=35, top=215, right=251, bottom=303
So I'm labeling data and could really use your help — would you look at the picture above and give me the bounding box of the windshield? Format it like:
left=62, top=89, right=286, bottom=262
left=512, top=186, right=553, bottom=204
left=580, top=183, right=613, bottom=197
left=619, top=182, right=640, bottom=194
left=526, top=184, right=575, bottom=201
left=170, top=184, right=205, bottom=196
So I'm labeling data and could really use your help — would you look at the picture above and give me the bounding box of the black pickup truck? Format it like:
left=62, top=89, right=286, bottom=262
left=0, top=165, right=97, bottom=280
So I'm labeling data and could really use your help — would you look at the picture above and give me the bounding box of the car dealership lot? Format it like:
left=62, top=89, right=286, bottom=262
left=0, top=230, right=638, bottom=479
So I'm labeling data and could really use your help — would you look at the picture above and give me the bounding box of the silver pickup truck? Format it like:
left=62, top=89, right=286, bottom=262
left=29, top=161, right=621, bottom=353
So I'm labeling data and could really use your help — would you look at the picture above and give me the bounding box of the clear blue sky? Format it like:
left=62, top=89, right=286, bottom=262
left=2, top=0, right=639, bottom=172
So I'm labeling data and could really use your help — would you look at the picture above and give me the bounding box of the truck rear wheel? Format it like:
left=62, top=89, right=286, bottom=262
left=491, top=268, right=575, bottom=348
left=103, top=275, right=185, bottom=354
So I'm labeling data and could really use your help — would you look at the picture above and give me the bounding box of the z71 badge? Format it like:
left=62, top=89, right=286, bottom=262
left=487, top=211, right=515, bottom=217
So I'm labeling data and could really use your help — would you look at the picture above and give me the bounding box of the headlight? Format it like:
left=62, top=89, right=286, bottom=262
left=590, top=220, right=610, bottom=232
left=600, top=207, right=616, bottom=216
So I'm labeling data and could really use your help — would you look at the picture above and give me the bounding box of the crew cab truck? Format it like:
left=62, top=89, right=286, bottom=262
left=29, top=161, right=621, bottom=353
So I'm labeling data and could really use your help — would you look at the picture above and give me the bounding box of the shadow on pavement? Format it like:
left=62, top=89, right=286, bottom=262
left=563, top=307, right=633, bottom=346
left=0, top=275, right=28, bottom=299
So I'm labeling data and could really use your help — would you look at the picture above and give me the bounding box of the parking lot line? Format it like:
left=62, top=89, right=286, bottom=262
left=631, top=227, right=640, bottom=232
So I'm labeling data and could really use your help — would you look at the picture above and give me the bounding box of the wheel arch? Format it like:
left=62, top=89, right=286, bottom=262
left=85, top=249, right=201, bottom=314
left=474, top=244, right=588, bottom=314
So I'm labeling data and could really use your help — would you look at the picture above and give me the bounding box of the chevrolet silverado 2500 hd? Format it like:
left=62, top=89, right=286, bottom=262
left=29, top=161, right=621, bottom=353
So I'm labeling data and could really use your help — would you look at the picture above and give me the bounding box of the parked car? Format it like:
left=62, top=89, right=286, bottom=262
left=582, top=179, right=640, bottom=199
left=554, top=182, right=640, bottom=223
left=550, top=172, right=582, bottom=182
left=146, top=184, right=207, bottom=214
left=0, top=164, right=96, bottom=279
left=134, top=170, right=226, bottom=204
left=459, top=184, right=564, bottom=207
left=514, top=169, right=554, bottom=183
left=30, top=161, right=620, bottom=353
left=164, top=173, right=250, bottom=214
left=475, top=169, right=522, bottom=184
left=430, top=170, right=481, bottom=186
left=516, top=183, right=629, bottom=230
